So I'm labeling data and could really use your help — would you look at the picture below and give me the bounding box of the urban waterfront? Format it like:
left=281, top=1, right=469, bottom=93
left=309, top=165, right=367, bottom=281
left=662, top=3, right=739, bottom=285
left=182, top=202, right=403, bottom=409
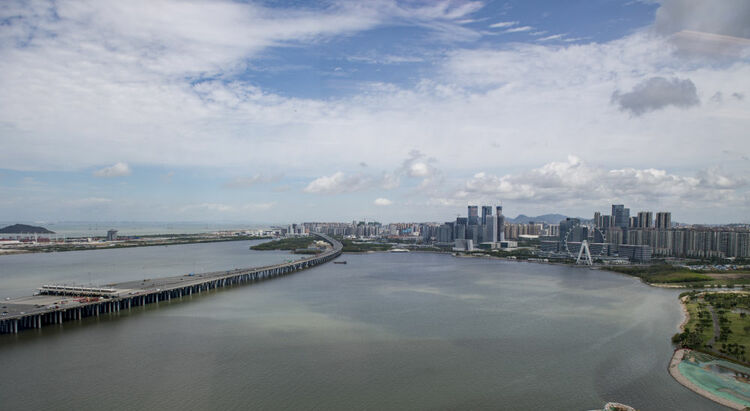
left=0, top=243, right=723, bottom=410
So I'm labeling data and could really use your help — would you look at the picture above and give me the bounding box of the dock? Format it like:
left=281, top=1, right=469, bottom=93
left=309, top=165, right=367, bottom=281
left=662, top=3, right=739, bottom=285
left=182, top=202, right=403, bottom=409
left=0, top=233, right=342, bottom=335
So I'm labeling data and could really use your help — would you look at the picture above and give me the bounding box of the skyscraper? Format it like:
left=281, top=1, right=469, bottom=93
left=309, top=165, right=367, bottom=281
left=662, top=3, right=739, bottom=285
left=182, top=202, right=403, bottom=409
left=637, top=211, right=653, bottom=228
left=484, top=215, right=498, bottom=243
left=496, top=206, right=505, bottom=242
left=468, top=205, right=479, bottom=226
left=630, top=216, right=638, bottom=228
left=656, top=212, right=671, bottom=229
left=594, top=212, right=602, bottom=228
left=612, top=205, right=630, bottom=230
left=481, top=206, right=492, bottom=225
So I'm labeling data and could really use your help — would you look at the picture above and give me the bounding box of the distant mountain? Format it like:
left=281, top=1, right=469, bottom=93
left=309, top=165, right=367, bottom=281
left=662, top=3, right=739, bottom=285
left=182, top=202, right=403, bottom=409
left=507, top=214, right=589, bottom=225
left=0, top=224, right=55, bottom=234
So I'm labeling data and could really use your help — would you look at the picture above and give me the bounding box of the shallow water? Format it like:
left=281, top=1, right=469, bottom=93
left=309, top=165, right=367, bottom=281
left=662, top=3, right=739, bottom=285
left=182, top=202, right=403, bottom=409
left=0, top=239, right=293, bottom=299
left=0, top=251, right=723, bottom=410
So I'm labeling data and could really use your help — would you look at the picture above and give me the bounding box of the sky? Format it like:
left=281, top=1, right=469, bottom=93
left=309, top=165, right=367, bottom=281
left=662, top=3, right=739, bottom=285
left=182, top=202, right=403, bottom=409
left=1, top=0, right=749, bottom=225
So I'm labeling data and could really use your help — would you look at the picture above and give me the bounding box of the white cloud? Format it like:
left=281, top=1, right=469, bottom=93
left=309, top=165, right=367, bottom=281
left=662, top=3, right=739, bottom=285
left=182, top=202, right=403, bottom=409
left=0, top=0, right=749, bottom=222
left=502, top=26, right=533, bottom=34
left=489, top=21, right=517, bottom=28
left=304, top=151, right=442, bottom=195
left=303, top=172, right=375, bottom=194
left=93, top=162, right=131, bottom=178
left=456, top=156, right=747, bottom=208
left=374, top=198, right=393, bottom=206
left=537, top=34, right=564, bottom=42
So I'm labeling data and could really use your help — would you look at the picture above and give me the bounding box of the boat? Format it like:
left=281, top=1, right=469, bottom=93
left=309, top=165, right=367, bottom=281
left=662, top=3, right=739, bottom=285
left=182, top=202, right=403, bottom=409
left=390, top=248, right=409, bottom=253
left=333, top=261, right=347, bottom=264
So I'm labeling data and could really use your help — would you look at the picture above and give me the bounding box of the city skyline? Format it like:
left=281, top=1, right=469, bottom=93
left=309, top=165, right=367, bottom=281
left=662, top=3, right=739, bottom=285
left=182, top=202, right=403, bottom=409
left=1, top=1, right=749, bottom=223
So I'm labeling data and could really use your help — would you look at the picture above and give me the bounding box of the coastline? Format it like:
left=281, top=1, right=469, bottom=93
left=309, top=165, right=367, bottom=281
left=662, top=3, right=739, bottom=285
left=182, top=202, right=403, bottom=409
left=668, top=348, right=747, bottom=410
left=678, top=295, right=689, bottom=332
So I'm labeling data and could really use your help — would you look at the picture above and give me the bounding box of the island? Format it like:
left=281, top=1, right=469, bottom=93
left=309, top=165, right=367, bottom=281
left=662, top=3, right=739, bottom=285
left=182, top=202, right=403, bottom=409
left=0, top=224, right=55, bottom=234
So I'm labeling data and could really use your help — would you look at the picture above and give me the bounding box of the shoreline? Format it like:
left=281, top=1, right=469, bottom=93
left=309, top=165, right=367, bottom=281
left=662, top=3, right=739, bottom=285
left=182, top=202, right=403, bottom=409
left=678, top=295, right=689, bottom=332
left=668, top=348, right=747, bottom=410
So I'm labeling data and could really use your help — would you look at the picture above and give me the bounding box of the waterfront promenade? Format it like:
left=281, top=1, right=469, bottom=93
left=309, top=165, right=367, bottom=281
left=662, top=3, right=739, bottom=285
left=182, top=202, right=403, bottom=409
left=0, top=233, right=342, bottom=334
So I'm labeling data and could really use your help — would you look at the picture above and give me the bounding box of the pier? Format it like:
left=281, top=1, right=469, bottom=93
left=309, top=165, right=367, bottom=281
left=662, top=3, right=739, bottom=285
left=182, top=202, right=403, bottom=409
left=0, top=233, right=342, bottom=335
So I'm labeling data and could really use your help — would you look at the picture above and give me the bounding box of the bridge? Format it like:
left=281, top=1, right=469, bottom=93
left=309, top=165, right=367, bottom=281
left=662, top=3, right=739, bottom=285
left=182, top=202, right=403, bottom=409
left=0, top=233, right=342, bottom=335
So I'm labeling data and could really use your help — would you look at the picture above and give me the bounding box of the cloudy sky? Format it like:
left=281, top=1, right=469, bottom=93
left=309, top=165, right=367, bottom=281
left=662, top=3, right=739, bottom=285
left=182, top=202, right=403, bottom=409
left=1, top=0, right=749, bottom=224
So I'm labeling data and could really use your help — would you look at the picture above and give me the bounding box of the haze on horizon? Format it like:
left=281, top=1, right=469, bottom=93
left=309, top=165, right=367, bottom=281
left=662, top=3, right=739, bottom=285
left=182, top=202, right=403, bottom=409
left=1, top=0, right=749, bottom=225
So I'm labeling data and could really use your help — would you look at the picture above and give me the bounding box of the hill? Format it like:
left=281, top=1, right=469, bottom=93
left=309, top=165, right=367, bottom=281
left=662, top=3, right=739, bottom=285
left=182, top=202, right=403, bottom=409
left=0, top=224, right=55, bottom=234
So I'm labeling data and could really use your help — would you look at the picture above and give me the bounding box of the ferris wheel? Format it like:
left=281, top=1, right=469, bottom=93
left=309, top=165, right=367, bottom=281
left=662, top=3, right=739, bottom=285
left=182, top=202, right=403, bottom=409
left=562, top=223, right=607, bottom=265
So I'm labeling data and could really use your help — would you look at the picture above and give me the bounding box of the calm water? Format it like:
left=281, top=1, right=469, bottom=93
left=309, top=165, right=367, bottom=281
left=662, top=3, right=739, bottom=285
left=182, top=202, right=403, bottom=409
left=0, top=239, right=295, bottom=299
left=0, top=250, right=722, bottom=410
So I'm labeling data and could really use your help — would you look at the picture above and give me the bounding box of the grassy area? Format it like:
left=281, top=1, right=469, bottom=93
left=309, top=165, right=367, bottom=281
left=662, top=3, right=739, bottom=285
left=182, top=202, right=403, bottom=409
left=485, top=248, right=538, bottom=259
left=340, top=239, right=392, bottom=252
left=678, top=296, right=715, bottom=350
left=674, top=292, right=750, bottom=364
left=249, top=236, right=315, bottom=251
left=605, top=264, right=738, bottom=286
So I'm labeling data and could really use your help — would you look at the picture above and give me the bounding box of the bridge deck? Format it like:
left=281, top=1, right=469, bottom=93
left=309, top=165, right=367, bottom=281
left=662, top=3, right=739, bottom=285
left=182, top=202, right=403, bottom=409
left=1, top=233, right=342, bottom=334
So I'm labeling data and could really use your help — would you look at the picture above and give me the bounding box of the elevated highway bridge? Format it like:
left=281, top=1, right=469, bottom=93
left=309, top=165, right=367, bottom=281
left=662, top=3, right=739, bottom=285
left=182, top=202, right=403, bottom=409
left=0, top=233, right=342, bottom=335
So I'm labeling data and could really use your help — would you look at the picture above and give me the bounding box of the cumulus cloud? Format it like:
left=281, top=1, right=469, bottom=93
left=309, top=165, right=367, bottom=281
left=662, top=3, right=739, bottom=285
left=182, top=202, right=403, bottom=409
left=374, top=198, right=393, bottom=206
left=305, top=151, right=443, bottom=195
left=303, top=172, right=375, bottom=194
left=611, top=77, right=699, bottom=116
left=456, top=156, right=746, bottom=207
left=1, top=0, right=749, bottom=223
left=93, top=162, right=131, bottom=178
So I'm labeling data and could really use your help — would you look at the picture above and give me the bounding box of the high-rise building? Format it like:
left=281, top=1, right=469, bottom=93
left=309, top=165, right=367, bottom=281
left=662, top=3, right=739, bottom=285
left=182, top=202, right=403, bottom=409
left=438, top=224, right=454, bottom=243
left=468, top=205, right=479, bottom=226
left=637, top=211, right=653, bottom=228
left=629, top=216, right=638, bottom=228
left=481, top=206, right=492, bottom=225
left=484, top=215, right=498, bottom=243
left=656, top=212, right=671, bottom=229
left=454, top=223, right=466, bottom=241
left=612, top=205, right=630, bottom=230
left=594, top=212, right=602, bottom=228
left=601, top=215, right=612, bottom=229
left=106, top=229, right=118, bottom=241
left=496, top=206, right=505, bottom=242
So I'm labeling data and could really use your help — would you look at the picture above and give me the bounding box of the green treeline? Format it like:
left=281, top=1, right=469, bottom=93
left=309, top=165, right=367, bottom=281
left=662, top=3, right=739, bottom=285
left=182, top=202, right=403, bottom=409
left=250, top=237, right=315, bottom=251
left=606, top=264, right=714, bottom=284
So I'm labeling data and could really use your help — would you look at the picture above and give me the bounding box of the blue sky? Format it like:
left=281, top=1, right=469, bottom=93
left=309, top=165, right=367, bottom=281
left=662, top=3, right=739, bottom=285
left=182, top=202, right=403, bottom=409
left=0, top=0, right=749, bottom=224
